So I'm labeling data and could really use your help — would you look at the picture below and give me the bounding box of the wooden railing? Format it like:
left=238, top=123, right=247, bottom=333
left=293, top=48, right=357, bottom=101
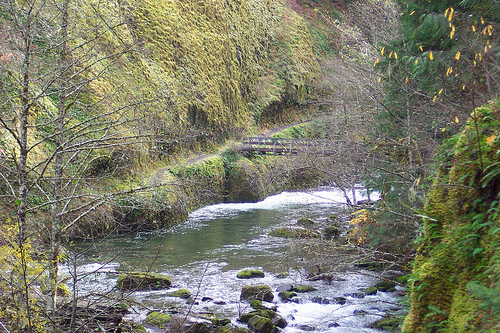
left=240, top=137, right=345, bottom=156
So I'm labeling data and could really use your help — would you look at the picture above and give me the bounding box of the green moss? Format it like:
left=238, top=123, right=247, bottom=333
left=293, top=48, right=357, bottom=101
left=293, top=285, right=317, bottom=293
left=237, top=269, right=265, bottom=279
left=144, top=311, right=171, bottom=328
left=278, top=291, right=297, bottom=301
left=167, top=288, right=191, bottom=298
left=116, top=271, right=172, bottom=291
left=404, top=100, right=500, bottom=332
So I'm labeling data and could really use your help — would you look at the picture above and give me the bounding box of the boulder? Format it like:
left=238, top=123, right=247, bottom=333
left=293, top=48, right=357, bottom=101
left=247, top=315, right=274, bottom=333
left=297, top=217, right=315, bottom=227
left=237, top=269, right=265, bottom=279
left=374, top=280, right=397, bottom=292
left=167, top=288, right=191, bottom=298
left=293, top=285, right=317, bottom=293
left=278, top=291, right=297, bottom=302
left=144, top=311, right=171, bottom=328
left=241, top=285, right=274, bottom=302
left=269, top=227, right=320, bottom=239
left=116, top=271, right=171, bottom=291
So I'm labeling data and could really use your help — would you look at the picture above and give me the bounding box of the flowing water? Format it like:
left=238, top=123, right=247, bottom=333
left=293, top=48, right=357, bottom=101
left=68, top=188, right=405, bottom=332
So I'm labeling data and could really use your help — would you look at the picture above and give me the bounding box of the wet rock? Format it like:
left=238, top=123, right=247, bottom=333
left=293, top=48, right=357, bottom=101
left=212, top=318, right=231, bottom=326
left=353, top=309, right=368, bottom=316
left=298, top=324, right=316, bottom=331
left=167, top=288, right=191, bottom=298
left=278, top=291, right=297, bottom=302
left=250, top=300, right=276, bottom=311
left=237, top=269, right=265, bottom=279
left=276, top=272, right=289, bottom=278
left=202, top=296, right=213, bottom=302
left=144, top=311, right=171, bottom=328
left=214, top=300, right=227, bottom=305
left=333, top=297, right=347, bottom=305
left=311, top=296, right=330, bottom=304
left=328, top=322, right=340, bottom=328
left=269, top=227, right=320, bottom=239
left=247, top=315, right=274, bottom=333
left=361, top=287, right=378, bottom=295
left=276, top=284, right=293, bottom=292
left=345, top=292, right=365, bottom=298
left=293, top=285, right=316, bottom=293
left=116, top=271, right=171, bottom=291
left=368, top=315, right=402, bottom=331
left=241, top=285, right=274, bottom=302
left=374, top=280, right=397, bottom=292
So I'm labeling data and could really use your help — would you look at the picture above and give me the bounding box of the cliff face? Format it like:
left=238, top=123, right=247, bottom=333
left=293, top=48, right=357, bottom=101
left=403, top=100, right=500, bottom=332
left=88, top=0, right=321, bottom=135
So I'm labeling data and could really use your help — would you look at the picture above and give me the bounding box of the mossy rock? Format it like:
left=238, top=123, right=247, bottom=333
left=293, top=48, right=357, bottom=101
left=323, top=224, right=340, bottom=238
left=269, top=227, right=320, bottom=239
left=116, top=272, right=172, bottom=291
left=361, top=287, right=378, bottom=295
left=237, top=269, right=265, bottom=279
left=297, top=216, right=315, bottom=226
left=247, top=315, right=274, bottom=333
left=374, top=280, right=397, bottom=292
left=278, top=291, right=297, bottom=301
left=241, top=285, right=274, bottom=302
left=369, top=315, right=402, bottom=331
left=212, top=318, right=231, bottom=326
left=121, top=321, right=147, bottom=333
left=167, top=288, right=191, bottom=298
left=328, top=215, right=338, bottom=221
left=276, top=272, right=289, bottom=278
left=293, top=285, right=317, bottom=293
left=144, top=311, right=171, bottom=328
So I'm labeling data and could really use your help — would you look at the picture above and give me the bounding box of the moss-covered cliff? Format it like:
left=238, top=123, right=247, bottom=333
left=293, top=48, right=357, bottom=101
left=91, top=0, right=321, bottom=137
left=404, top=100, right=500, bottom=332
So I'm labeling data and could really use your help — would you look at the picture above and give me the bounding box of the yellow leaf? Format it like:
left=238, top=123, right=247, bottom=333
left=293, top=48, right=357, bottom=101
left=462, top=85, right=466, bottom=90
left=433, top=95, right=438, bottom=102
left=394, top=51, right=398, bottom=59
left=455, top=51, right=461, bottom=60
left=472, top=25, right=476, bottom=32
left=389, top=51, right=393, bottom=58
left=455, top=116, right=459, bottom=123
left=415, top=59, right=418, bottom=64
left=405, top=77, right=409, bottom=83
left=378, top=77, right=382, bottom=83
left=429, top=51, right=434, bottom=60
left=438, top=88, right=443, bottom=95
left=448, top=8, right=454, bottom=21
left=486, top=135, right=496, bottom=144
left=474, top=60, right=477, bottom=67
left=481, top=17, right=484, bottom=24
left=381, top=47, right=385, bottom=56
left=442, top=127, right=446, bottom=132
left=373, top=58, right=379, bottom=66
left=419, top=46, right=423, bottom=52
left=410, top=10, right=415, bottom=15
left=446, top=67, right=453, bottom=77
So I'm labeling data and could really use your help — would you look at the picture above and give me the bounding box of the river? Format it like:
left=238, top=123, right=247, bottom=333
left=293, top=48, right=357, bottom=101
left=67, top=188, right=405, bottom=332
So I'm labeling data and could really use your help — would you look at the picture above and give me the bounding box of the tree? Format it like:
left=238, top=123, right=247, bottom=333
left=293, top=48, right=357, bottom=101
left=0, top=0, right=168, bottom=330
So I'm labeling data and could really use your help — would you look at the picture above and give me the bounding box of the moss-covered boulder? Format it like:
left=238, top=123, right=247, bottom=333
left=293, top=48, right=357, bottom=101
left=278, top=291, right=297, bottom=302
left=297, top=216, right=315, bottom=227
left=240, top=285, right=274, bottom=302
left=144, top=311, right=171, bottom=328
left=269, top=227, right=320, bottom=238
left=293, top=285, right=317, bottom=293
left=323, top=223, right=340, bottom=239
left=373, top=280, right=396, bottom=292
left=247, top=315, right=274, bottom=333
left=237, top=269, right=265, bottom=279
left=369, top=315, right=402, bottom=331
left=167, top=288, right=191, bottom=298
left=40, top=282, right=71, bottom=296
left=116, top=272, right=172, bottom=291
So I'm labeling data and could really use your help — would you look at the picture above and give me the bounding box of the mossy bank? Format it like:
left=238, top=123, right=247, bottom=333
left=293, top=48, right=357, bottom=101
left=403, top=100, right=500, bottom=332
